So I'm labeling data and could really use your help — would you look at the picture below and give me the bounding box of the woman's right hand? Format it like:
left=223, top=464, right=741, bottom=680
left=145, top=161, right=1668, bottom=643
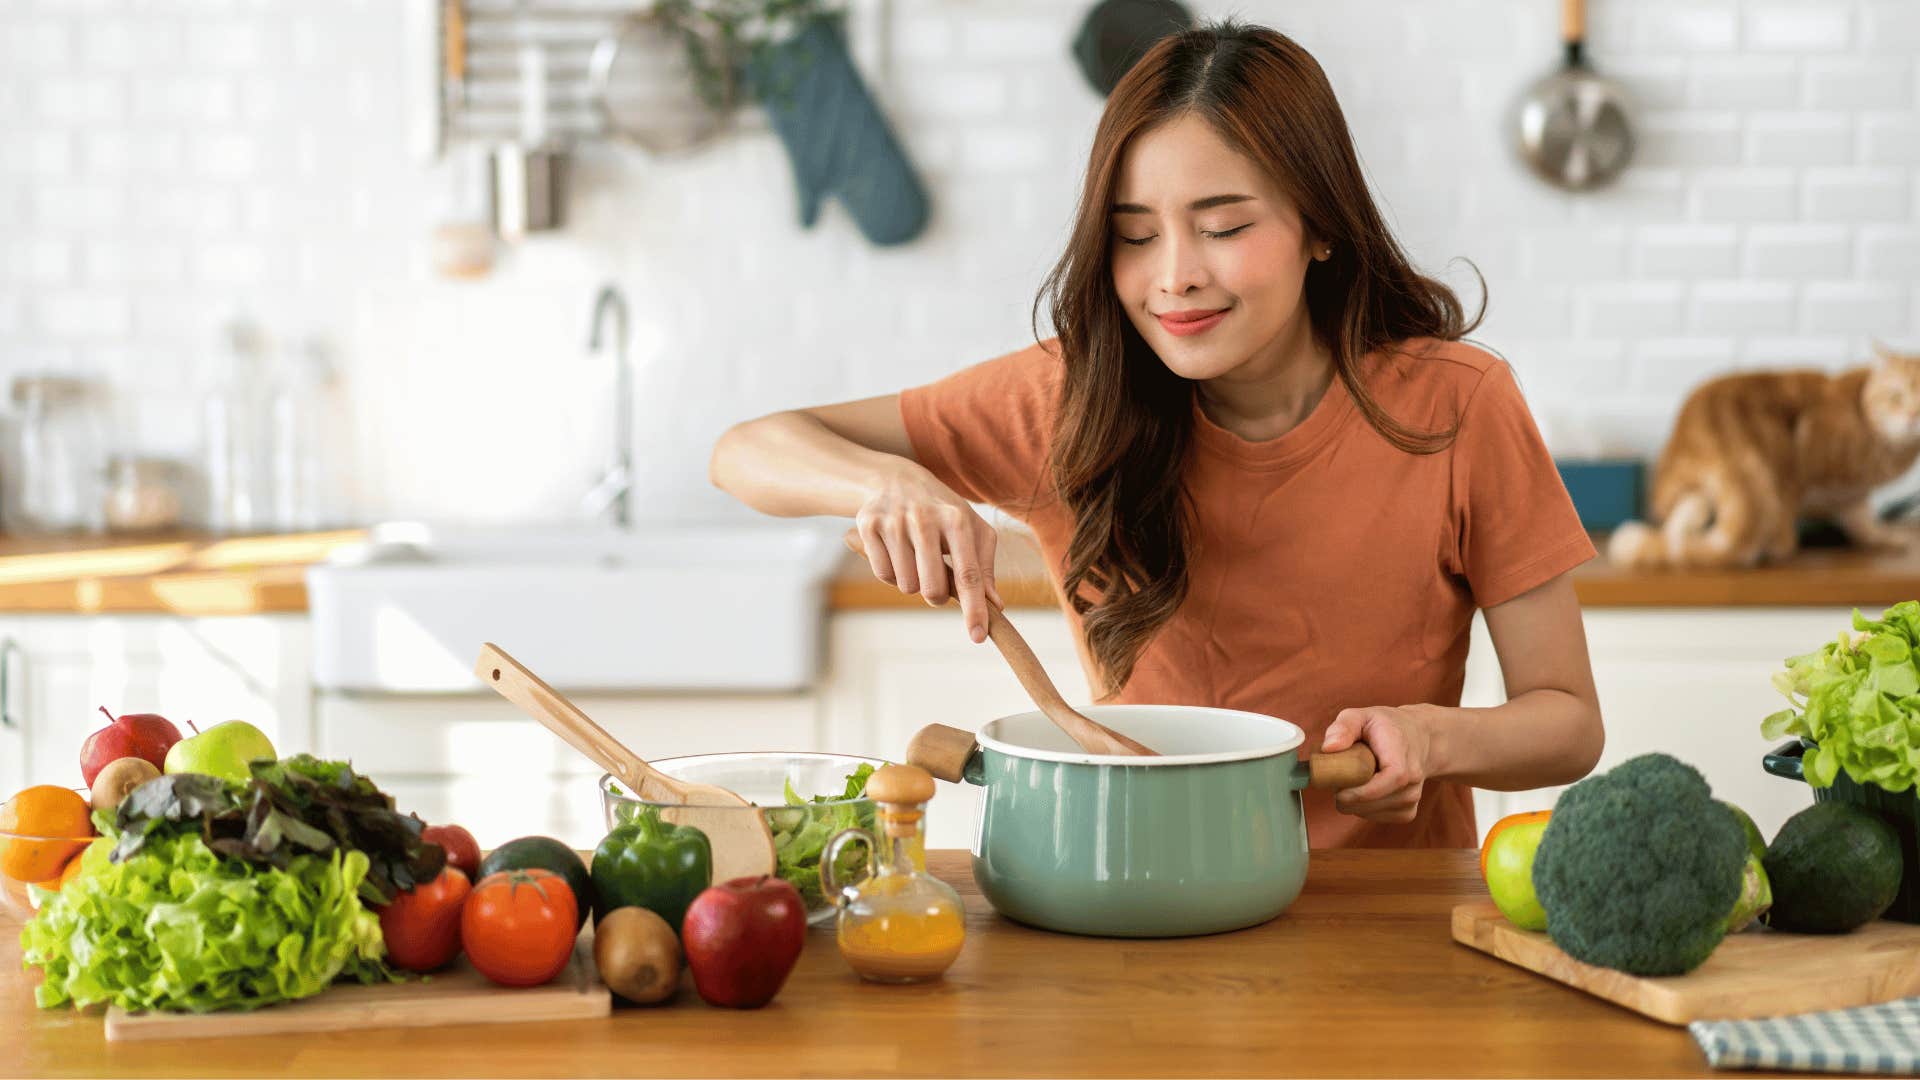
left=851, top=464, right=1004, bottom=644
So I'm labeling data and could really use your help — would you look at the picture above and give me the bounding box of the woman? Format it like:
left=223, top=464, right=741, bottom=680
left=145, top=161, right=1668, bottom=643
left=710, top=20, right=1603, bottom=849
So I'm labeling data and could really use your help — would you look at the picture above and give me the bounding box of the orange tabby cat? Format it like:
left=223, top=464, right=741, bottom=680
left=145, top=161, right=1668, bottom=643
left=1608, top=344, right=1920, bottom=569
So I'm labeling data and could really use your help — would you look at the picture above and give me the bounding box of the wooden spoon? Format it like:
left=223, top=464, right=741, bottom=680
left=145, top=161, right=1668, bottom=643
left=842, top=530, right=1157, bottom=757
left=474, top=642, right=776, bottom=882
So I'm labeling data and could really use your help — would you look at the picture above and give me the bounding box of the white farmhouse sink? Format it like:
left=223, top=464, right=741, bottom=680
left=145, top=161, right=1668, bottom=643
left=306, top=520, right=849, bottom=693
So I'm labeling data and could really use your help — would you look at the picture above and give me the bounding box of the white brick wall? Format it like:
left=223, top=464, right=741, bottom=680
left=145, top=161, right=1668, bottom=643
left=1, top=0, right=1918, bottom=524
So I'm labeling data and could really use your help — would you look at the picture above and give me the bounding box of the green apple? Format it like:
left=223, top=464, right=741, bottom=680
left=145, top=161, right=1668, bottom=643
left=163, top=721, right=276, bottom=783
left=1720, top=799, right=1768, bottom=862
left=1485, top=818, right=1551, bottom=931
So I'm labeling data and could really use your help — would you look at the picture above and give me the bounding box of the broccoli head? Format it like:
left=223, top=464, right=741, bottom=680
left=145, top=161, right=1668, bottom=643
left=1530, top=752, right=1749, bottom=976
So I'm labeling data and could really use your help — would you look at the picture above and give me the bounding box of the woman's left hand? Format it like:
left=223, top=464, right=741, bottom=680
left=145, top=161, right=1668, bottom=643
left=1320, top=704, right=1439, bottom=825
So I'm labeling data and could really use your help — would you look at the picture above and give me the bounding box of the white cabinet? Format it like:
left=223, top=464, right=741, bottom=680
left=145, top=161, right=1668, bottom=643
left=0, top=636, right=23, bottom=795
left=818, top=610, right=1090, bottom=851
left=1462, top=608, right=1854, bottom=845
left=0, top=616, right=310, bottom=795
left=313, top=691, right=820, bottom=849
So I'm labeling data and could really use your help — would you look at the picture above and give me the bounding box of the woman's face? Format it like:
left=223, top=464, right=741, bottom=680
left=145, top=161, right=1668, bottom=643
left=1108, top=113, right=1322, bottom=381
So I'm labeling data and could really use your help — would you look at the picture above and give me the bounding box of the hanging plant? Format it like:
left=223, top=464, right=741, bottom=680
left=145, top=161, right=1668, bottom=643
left=655, top=0, right=845, bottom=111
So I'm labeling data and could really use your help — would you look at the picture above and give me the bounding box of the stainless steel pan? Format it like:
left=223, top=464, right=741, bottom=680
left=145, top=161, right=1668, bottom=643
left=1512, top=0, right=1634, bottom=191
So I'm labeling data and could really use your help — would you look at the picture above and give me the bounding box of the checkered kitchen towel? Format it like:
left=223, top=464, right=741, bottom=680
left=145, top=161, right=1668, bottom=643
left=1690, top=997, right=1920, bottom=1073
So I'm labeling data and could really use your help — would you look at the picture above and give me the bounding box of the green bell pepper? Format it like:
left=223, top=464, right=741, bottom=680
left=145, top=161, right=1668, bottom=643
left=590, top=809, right=713, bottom=931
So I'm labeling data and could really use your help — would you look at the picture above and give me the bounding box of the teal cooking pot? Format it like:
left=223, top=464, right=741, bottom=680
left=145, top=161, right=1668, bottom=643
left=906, top=705, right=1376, bottom=938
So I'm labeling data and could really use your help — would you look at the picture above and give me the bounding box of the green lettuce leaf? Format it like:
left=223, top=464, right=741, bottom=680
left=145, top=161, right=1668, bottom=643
left=20, top=829, right=387, bottom=1013
left=770, top=763, right=879, bottom=907
left=111, top=754, right=443, bottom=905
left=1764, top=600, right=1920, bottom=794
left=622, top=763, right=882, bottom=907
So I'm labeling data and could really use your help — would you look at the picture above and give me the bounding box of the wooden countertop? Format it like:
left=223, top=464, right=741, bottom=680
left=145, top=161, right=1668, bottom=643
left=2, top=848, right=1800, bottom=1079
left=3, top=527, right=1919, bottom=616
left=0, top=530, right=366, bottom=615
left=831, top=527, right=1920, bottom=610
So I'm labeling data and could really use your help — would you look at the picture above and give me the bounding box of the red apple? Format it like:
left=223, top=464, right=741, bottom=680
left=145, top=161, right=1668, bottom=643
left=80, top=707, right=183, bottom=787
left=421, top=823, right=481, bottom=879
left=682, top=875, right=807, bottom=1009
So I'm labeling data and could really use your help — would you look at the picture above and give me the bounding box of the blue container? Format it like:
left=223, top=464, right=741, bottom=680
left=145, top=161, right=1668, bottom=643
left=1555, top=458, right=1645, bottom=531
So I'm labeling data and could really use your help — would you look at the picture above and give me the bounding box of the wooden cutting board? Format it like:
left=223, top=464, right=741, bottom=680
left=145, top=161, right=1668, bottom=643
left=1453, top=900, right=1920, bottom=1025
left=103, top=937, right=609, bottom=1042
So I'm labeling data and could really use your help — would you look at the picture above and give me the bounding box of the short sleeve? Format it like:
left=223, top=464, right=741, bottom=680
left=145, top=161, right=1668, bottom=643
left=1448, top=361, right=1597, bottom=607
left=898, top=339, right=1061, bottom=514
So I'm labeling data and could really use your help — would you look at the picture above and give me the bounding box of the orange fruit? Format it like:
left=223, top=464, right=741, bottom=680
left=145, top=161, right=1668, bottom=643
left=50, top=848, right=90, bottom=890
left=0, top=786, right=94, bottom=884
left=1480, top=809, right=1551, bottom=881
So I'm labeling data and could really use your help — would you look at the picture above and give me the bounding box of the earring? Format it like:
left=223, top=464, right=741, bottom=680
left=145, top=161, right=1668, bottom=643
left=1317, top=244, right=1334, bottom=261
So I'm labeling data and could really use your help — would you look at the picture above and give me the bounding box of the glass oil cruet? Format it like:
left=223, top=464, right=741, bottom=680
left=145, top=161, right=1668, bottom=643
left=820, top=764, right=966, bottom=984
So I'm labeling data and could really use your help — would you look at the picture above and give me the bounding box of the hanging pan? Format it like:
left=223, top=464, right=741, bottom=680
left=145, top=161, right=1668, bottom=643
left=1512, top=0, right=1634, bottom=191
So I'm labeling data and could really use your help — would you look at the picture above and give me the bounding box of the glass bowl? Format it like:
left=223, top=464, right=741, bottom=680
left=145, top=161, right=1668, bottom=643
left=1, top=788, right=100, bottom=921
left=600, top=752, right=884, bottom=925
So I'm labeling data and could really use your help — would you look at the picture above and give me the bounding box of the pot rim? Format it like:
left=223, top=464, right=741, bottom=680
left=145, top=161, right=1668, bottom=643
left=977, top=704, right=1304, bottom=767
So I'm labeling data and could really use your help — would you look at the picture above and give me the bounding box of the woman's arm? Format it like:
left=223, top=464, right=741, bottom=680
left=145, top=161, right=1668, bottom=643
left=1424, top=572, right=1605, bottom=789
left=1320, top=572, right=1605, bottom=823
left=709, top=396, right=1003, bottom=641
left=709, top=395, right=919, bottom=518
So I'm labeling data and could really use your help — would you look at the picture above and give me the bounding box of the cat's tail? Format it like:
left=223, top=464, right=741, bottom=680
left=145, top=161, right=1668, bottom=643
left=1607, top=478, right=1752, bottom=568
left=1605, top=519, right=1665, bottom=567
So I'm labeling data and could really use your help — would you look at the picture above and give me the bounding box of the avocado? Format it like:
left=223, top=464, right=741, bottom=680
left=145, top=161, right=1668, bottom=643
left=1762, top=802, right=1903, bottom=934
left=478, top=835, right=595, bottom=928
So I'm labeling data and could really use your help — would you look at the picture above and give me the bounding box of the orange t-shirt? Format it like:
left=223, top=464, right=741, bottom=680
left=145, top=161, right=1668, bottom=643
left=899, top=336, right=1596, bottom=850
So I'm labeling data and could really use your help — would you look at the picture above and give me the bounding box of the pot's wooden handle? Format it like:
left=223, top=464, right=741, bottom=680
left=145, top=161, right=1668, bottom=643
left=1563, top=0, right=1585, bottom=44
left=907, top=723, right=979, bottom=784
left=476, top=642, right=682, bottom=802
left=1308, top=745, right=1377, bottom=791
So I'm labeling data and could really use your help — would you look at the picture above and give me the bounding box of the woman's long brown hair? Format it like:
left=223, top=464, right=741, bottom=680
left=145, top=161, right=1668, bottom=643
left=1035, top=19, right=1484, bottom=697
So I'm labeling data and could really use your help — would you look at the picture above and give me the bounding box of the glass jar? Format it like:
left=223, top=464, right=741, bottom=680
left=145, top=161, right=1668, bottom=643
left=11, top=376, right=105, bottom=534
left=102, top=456, right=184, bottom=534
left=430, top=142, right=496, bottom=279
left=820, top=764, right=966, bottom=984
left=268, top=339, right=335, bottom=533
left=203, top=320, right=268, bottom=535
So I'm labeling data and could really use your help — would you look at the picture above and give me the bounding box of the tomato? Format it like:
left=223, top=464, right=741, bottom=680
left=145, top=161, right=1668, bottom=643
left=462, top=869, right=578, bottom=987
left=379, top=867, right=472, bottom=972
left=421, top=823, right=481, bottom=880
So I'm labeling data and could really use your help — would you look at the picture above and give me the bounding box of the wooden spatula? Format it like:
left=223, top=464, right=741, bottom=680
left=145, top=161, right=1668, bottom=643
left=474, top=643, right=776, bottom=882
left=842, top=530, right=1157, bottom=757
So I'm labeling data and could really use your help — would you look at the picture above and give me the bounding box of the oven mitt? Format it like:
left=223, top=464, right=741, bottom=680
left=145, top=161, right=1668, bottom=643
left=743, top=15, right=929, bottom=247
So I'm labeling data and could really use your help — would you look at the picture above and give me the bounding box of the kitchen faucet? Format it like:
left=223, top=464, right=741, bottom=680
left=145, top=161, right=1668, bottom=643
left=584, top=283, right=634, bottom=528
